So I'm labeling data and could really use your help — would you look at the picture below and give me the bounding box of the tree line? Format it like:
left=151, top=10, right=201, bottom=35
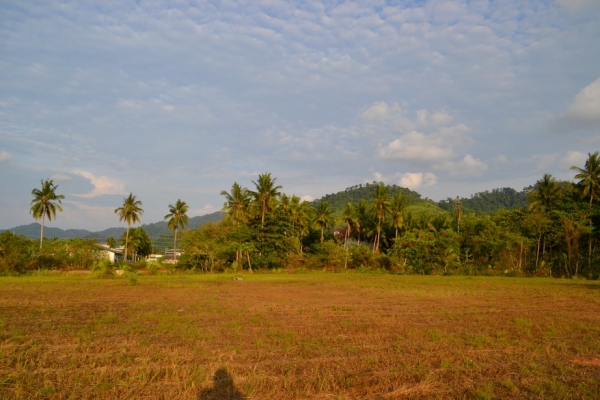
left=1, top=152, right=598, bottom=277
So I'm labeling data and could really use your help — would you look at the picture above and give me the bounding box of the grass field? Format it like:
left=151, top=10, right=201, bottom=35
left=1, top=273, right=599, bottom=399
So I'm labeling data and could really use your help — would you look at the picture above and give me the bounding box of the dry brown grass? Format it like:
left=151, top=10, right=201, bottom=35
left=1, top=273, right=599, bottom=399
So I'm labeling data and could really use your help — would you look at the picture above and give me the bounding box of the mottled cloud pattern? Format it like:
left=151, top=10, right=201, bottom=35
left=0, top=0, right=599, bottom=229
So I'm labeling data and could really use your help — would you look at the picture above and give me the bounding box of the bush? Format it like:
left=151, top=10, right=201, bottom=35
left=92, top=259, right=114, bottom=279
left=348, top=245, right=374, bottom=269
left=0, top=232, right=36, bottom=274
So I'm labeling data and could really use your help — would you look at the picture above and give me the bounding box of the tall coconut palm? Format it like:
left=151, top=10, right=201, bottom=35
left=339, top=202, right=356, bottom=249
left=248, top=173, right=282, bottom=226
left=355, top=199, right=370, bottom=246
left=164, top=199, right=189, bottom=261
left=571, top=152, right=600, bottom=208
left=296, top=200, right=313, bottom=254
left=571, top=151, right=600, bottom=271
left=453, top=198, right=463, bottom=234
left=114, top=193, right=143, bottom=263
left=371, top=184, right=391, bottom=253
left=30, top=179, right=65, bottom=249
left=313, top=201, right=334, bottom=246
left=288, top=195, right=301, bottom=235
left=220, top=183, right=251, bottom=225
left=390, top=192, right=407, bottom=241
left=527, top=173, right=562, bottom=213
left=338, top=202, right=357, bottom=269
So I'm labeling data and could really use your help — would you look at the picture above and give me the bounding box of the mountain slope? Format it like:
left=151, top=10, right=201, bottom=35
left=436, top=187, right=529, bottom=214
left=3, top=212, right=224, bottom=241
left=314, top=182, right=444, bottom=216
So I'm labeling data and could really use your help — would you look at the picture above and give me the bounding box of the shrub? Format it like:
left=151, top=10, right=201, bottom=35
left=92, top=259, right=114, bottom=279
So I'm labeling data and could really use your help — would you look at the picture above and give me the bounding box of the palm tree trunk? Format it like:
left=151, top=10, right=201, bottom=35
left=39, top=212, right=45, bottom=250
left=536, top=232, right=541, bottom=271
left=320, top=228, right=324, bottom=246
left=125, top=224, right=130, bottom=263
left=345, top=224, right=349, bottom=249
left=246, top=251, right=252, bottom=273
left=589, top=194, right=593, bottom=272
left=174, top=227, right=178, bottom=262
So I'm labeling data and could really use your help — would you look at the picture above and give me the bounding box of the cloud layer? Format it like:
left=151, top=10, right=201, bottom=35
left=0, top=0, right=599, bottom=229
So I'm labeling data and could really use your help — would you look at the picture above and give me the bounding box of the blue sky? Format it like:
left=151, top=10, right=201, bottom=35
left=1, top=0, right=599, bottom=231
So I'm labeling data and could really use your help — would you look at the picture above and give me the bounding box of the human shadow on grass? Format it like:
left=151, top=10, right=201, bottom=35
left=198, top=368, right=247, bottom=400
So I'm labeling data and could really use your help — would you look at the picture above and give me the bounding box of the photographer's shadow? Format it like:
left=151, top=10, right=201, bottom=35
left=198, top=367, right=247, bottom=400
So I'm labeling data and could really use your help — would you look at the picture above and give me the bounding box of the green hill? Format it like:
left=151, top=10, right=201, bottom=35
left=314, top=182, right=445, bottom=217
left=3, top=212, right=224, bottom=245
left=437, top=187, right=529, bottom=215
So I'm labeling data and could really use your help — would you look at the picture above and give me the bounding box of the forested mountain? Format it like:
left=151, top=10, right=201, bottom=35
left=1, top=224, right=93, bottom=240
left=437, top=187, right=530, bottom=214
left=2, top=211, right=224, bottom=242
left=314, top=182, right=443, bottom=216
left=4, top=185, right=530, bottom=241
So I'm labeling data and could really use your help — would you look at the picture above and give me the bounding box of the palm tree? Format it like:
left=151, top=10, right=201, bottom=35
left=313, top=201, right=334, bottom=246
left=114, top=193, right=143, bottom=263
left=248, top=173, right=282, bottom=226
left=106, top=237, right=116, bottom=249
left=390, top=192, right=407, bottom=241
left=30, top=179, right=65, bottom=249
left=164, top=199, right=189, bottom=261
left=355, top=199, right=370, bottom=246
left=571, top=152, right=600, bottom=209
left=221, top=183, right=251, bottom=225
left=571, top=151, right=600, bottom=271
left=371, top=184, right=391, bottom=253
left=527, top=174, right=562, bottom=213
left=339, top=202, right=356, bottom=249
left=295, top=200, right=313, bottom=254
left=453, top=198, right=463, bottom=234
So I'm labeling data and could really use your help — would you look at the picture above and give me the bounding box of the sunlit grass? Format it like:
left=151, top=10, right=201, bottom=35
left=0, top=273, right=599, bottom=398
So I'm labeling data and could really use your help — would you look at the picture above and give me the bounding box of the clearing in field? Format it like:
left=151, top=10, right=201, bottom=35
left=1, top=273, right=599, bottom=399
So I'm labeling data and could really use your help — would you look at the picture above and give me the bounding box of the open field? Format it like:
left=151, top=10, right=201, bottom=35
left=1, top=273, right=600, bottom=399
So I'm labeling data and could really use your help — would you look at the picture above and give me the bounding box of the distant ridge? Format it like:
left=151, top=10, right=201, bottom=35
left=2, top=211, right=224, bottom=241
left=2, top=185, right=531, bottom=239
left=436, top=187, right=529, bottom=214
left=313, top=182, right=443, bottom=216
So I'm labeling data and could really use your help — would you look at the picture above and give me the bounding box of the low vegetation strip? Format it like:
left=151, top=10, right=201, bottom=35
left=1, top=274, right=599, bottom=399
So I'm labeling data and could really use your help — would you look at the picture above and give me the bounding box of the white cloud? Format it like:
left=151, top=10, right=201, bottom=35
left=379, top=131, right=454, bottom=162
left=559, top=150, right=587, bottom=170
left=50, top=173, right=72, bottom=182
left=563, top=78, right=600, bottom=127
left=374, top=104, right=474, bottom=173
left=398, top=172, right=437, bottom=189
left=492, top=155, right=507, bottom=164
left=300, top=194, right=314, bottom=202
left=371, top=170, right=438, bottom=189
left=446, top=154, right=488, bottom=177
left=361, top=101, right=391, bottom=121
left=0, top=151, right=11, bottom=163
left=72, top=171, right=127, bottom=198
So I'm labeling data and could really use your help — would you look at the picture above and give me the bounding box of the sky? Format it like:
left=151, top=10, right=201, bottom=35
left=1, top=0, right=600, bottom=231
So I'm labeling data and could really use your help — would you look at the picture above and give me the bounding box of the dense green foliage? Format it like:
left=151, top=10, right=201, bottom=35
left=173, top=157, right=600, bottom=278
left=316, top=182, right=442, bottom=218
left=437, top=187, right=529, bottom=215
left=2, top=153, right=599, bottom=278
left=0, top=231, right=102, bottom=273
